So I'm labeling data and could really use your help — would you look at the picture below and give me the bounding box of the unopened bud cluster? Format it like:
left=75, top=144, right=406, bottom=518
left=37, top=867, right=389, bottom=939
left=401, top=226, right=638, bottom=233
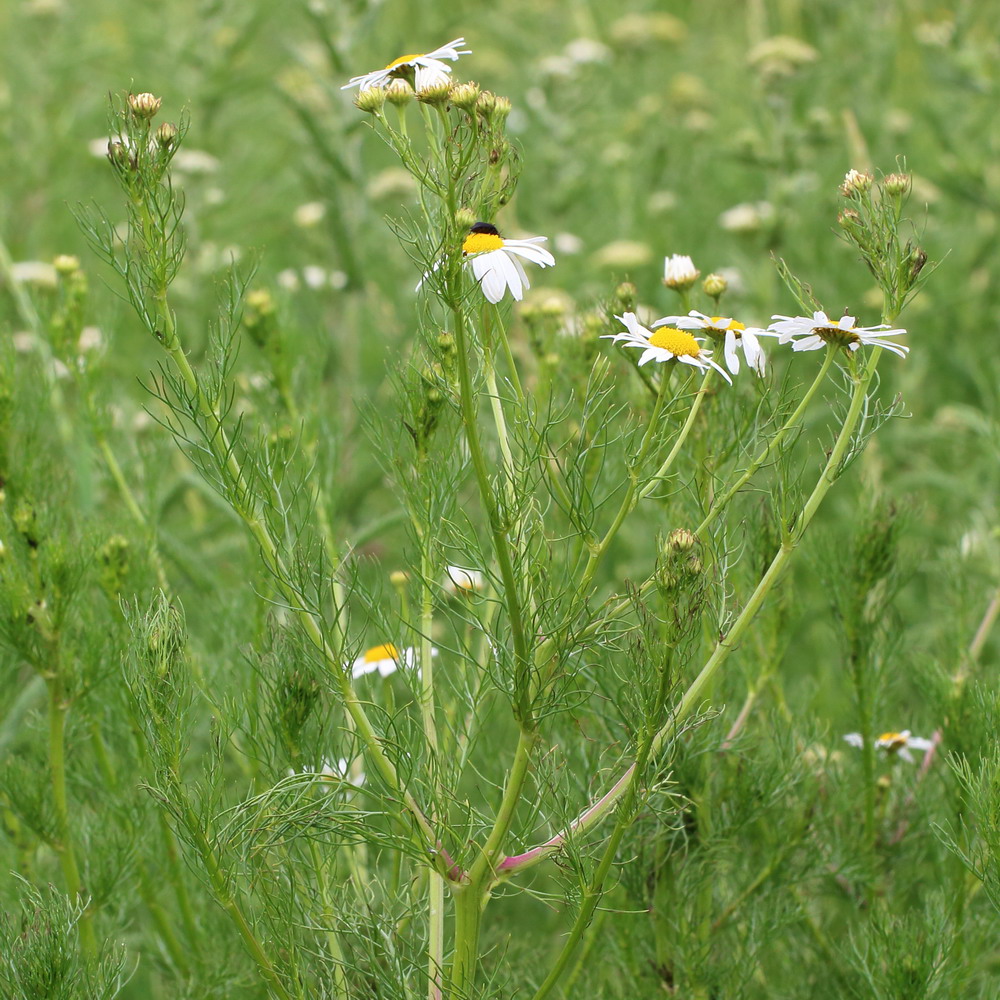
left=835, top=168, right=926, bottom=314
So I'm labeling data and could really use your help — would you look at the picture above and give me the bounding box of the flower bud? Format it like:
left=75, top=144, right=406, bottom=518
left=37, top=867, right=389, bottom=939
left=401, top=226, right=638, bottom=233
left=454, top=207, right=477, bottom=230
left=476, top=90, right=498, bottom=117
left=839, top=168, right=873, bottom=197
left=53, top=254, right=81, bottom=277
left=155, top=121, right=179, bottom=147
left=384, top=79, right=414, bottom=107
left=492, top=95, right=512, bottom=120
left=450, top=82, right=481, bottom=110
left=613, top=282, right=638, bottom=312
left=129, top=92, right=162, bottom=120
left=883, top=172, right=911, bottom=196
left=702, top=272, right=727, bottom=299
left=417, top=80, right=453, bottom=106
left=354, top=86, right=386, bottom=114
left=666, top=528, right=697, bottom=553
left=107, top=140, right=132, bottom=169
left=389, top=570, right=409, bottom=587
left=663, top=253, right=699, bottom=291
left=99, top=534, right=130, bottom=599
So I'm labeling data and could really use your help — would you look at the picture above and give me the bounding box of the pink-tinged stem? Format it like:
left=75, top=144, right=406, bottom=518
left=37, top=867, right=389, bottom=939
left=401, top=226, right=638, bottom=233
left=498, top=764, right=636, bottom=874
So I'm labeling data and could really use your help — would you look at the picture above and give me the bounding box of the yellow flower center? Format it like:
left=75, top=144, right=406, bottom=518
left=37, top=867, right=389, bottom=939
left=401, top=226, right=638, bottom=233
left=710, top=317, right=745, bottom=336
left=364, top=643, right=399, bottom=662
left=385, top=53, right=422, bottom=70
left=877, top=731, right=907, bottom=749
left=463, top=232, right=505, bottom=254
left=648, top=327, right=701, bottom=357
left=815, top=324, right=859, bottom=346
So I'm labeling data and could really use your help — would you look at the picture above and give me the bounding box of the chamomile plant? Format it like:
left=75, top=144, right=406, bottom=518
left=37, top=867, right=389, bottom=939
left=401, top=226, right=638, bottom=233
left=10, top=14, right=998, bottom=1000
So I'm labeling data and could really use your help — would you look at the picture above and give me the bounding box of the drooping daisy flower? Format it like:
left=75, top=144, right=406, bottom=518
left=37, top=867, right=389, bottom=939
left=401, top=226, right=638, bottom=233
left=341, top=38, right=471, bottom=93
left=766, top=310, right=908, bottom=358
left=444, top=565, right=485, bottom=595
left=462, top=222, right=555, bottom=303
left=654, top=310, right=767, bottom=376
left=350, top=643, right=415, bottom=679
left=843, top=729, right=934, bottom=764
left=603, top=312, right=732, bottom=382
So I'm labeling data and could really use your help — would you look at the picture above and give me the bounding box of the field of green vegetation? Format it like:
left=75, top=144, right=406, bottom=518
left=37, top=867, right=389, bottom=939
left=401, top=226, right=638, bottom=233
left=1, top=1, right=998, bottom=997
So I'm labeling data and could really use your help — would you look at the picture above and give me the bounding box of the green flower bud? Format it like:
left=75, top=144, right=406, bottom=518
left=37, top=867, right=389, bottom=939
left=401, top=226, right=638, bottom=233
left=128, top=92, right=162, bottom=120
left=355, top=86, right=386, bottom=114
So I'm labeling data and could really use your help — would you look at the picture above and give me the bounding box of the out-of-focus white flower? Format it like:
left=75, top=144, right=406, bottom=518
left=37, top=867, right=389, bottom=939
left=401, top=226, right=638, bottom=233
left=78, top=326, right=104, bottom=353
left=172, top=149, right=221, bottom=175
left=12, top=332, right=37, bottom=353
left=564, top=38, right=611, bottom=64
left=843, top=730, right=935, bottom=764
left=590, top=240, right=652, bottom=270
left=718, top=201, right=775, bottom=234
left=342, top=38, right=470, bottom=92
left=294, top=201, right=326, bottom=228
left=303, top=265, right=328, bottom=289
left=554, top=232, right=583, bottom=255
left=765, top=310, right=909, bottom=358
left=444, top=565, right=485, bottom=595
left=288, top=757, right=366, bottom=792
left=9, top=261, right=57, bottom=288
left=277, top=269, right=300, bottom=291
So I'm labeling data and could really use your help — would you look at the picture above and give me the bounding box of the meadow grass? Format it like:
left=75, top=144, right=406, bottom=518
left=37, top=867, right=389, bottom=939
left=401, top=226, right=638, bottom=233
left=1, top=1, right=998, bottom=997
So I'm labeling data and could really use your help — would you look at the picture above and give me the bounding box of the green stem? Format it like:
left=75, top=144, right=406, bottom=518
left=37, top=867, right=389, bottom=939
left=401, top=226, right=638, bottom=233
left=450, top=882, right=485, bottom=996
left=97, top=435, right=170, bottom=592
left=505, top=346, right=886, bottom=876
left=309, top=841, right=350, bottom=1000
left=695, top=347, right=835, bottom=537
left=176, top=793, right=293, bottom=1000
left=450, top=298, right=533, bottom=723
left=47, top=676, right=97, bottom=958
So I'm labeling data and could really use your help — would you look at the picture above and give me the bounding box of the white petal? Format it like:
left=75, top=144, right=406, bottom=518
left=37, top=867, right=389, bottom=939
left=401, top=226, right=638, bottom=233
left=503, top=240, right=555, bottom=267
left=724, top=329, right=740, bottom=374
left=498, top=250, right=524, bottom=300
left=414, top=63, right=453, bottom=89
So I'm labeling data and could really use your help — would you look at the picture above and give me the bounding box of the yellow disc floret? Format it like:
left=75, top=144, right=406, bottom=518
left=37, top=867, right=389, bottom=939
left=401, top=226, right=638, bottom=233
left=649, top=327, right=701, bottom=357
left=877, top=731, right=907, bottom=749
left=364, top=643, right=399, bottom=662
left=385, top=53, right=422, bottom=69
left=710, top=317, right=745, bottom=334
left=463, top=232, right=505, bottom=254
left=815, top=324, right=860, bottom=347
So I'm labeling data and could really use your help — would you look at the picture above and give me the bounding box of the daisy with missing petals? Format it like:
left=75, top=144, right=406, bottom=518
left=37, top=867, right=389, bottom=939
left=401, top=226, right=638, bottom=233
left=341, top=38, right=471, bottom=92
left=603, top=312, right=732, bottom=383
left=766, top=310, right=909, bottom=358
left=462, top=222, right=555, bottom=303
left=843, top=729, right=935, bottom=764
left=654, top=310, right=767, bottom=376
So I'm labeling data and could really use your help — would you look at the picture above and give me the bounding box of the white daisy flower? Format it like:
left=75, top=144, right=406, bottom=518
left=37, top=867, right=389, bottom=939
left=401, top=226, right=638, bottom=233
left=462, top=223, right=555, bottom=303
left=289, top=757, right=366, bottom=792
left=444, top=565, right=485, bottom=595
left=349, top=643, right=437, bottom=679
left=765, top=310, right=908, bottom=358
left=843, top=729, right=934, bottom=764
left=350, top=643, right=416, bottom=679
left=341, top=38, right=471, bottom=93
left=662, top=253, right=699, bottom=290
left=603, top=312, right=732, bottom=383
left=654, top=310, right=767, bottom=376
